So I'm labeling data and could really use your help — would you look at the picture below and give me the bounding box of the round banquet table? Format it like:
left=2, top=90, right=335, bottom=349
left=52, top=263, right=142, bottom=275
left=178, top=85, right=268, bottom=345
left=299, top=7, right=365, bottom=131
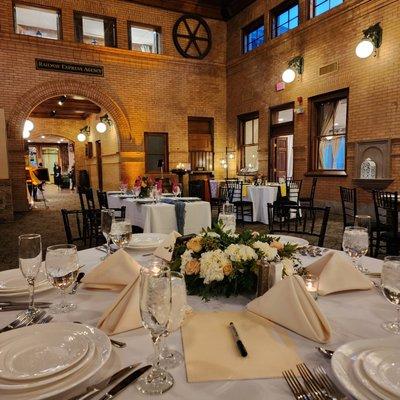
left=1, top=248, right=394, bottom=400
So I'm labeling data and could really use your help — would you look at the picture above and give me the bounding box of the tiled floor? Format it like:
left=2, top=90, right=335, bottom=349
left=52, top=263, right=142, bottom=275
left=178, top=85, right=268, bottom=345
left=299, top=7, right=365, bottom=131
left=0, top=185, right=344, bottom=271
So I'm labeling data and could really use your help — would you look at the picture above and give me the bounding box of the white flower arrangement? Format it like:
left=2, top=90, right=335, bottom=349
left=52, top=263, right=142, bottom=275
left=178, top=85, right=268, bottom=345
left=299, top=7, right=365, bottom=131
left=252, top=241, right=278, bottom=261
left=225, top=244, right=258, bottom=263
left=281, top=257, right=296, bottom=276
left=199, top=249, right=230, bottom=284
left=180, top=249, right=194, bottom=274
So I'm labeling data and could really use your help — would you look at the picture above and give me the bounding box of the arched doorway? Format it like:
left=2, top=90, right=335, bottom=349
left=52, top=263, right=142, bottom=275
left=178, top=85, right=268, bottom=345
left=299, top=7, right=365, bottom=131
left=7, top=79, right=133, bottom=212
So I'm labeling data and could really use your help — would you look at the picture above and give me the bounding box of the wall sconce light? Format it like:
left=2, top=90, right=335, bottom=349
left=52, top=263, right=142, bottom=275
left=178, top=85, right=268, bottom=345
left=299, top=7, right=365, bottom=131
left=96, top=113, right=113, bottom=133
left=57, top=95, right=67, bottom=106
left=22, top=120, right=34, bottom=139
left=282, top=56, right=304, bottom=84
left=356, top=23, right=382, bottom=59
left=77, top=125, right=90, bottom=142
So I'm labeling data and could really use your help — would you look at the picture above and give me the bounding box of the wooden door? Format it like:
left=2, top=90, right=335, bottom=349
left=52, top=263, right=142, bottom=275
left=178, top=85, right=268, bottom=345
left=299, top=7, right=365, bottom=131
left=96, top=140, right=103, bottom=191
left=270, top=136, right=288, bottom=181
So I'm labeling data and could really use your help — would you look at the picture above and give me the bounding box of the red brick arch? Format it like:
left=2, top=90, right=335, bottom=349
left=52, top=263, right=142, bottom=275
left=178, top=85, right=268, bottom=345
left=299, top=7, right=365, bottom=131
left=8, top=79, right=133, bottom=212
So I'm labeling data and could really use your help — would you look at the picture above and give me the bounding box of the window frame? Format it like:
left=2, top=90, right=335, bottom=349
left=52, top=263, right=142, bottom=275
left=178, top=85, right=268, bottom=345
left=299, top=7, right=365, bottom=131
left=128, top=21, right=161, bottom=54
left=144, top=132, right=169, bottom=173
left=307, top=89, right=349, bottom=177
left=73, top=11, right=117, bottom=48
left=13, top=2, right=62, bottom=40
left=310, top=0, right=344, bottom=18
left=242, top=16, right=265, bottom=54
left=238, top=112, right=260, bottom=171
left=271, top=0, right=299, bottom=39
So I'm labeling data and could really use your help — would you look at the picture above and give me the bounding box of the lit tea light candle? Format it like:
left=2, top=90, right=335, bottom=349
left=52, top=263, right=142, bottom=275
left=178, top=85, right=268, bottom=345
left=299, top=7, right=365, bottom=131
left=303, top=274, right=319, bottom=300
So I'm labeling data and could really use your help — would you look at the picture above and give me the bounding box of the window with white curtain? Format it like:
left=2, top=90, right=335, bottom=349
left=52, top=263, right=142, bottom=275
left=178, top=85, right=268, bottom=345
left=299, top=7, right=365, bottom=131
left=129, top=24, right=160, bottom=54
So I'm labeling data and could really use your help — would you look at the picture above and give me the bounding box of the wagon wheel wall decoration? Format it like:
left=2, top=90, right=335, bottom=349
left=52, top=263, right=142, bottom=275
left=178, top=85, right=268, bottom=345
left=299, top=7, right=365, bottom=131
left=173, top=14, right=212, bottom=60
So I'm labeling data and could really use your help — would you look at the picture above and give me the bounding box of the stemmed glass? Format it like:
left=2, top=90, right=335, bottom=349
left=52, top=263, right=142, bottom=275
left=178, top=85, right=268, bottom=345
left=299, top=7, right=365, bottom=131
left=109, top=219, right=132, bottom=249
left=119, top=182, right=128, bottom=194
left=159, top=271, right=187, bottom=369
left=342, top=226, right=369, bottom=273
left=381, top=256, right=400, bottom=334
left=136, top=263, right=174, bottom=395
left=355, top=215, right=372, bottom=255
left=18, top=234, right=42, bottom=315
left=45, top=244, right=79, bottom=313
left=101, top=209, right=114, bottom=258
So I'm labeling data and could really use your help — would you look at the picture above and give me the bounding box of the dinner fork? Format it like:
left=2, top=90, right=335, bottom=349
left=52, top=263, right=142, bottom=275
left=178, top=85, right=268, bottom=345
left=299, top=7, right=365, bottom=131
left=282, top=369, right=311, bottom=400
left=314, top=366, right=347, bottom=400
left=0, top=312, right=32, bottom=333
left=297, top=363, right=326, bottom=400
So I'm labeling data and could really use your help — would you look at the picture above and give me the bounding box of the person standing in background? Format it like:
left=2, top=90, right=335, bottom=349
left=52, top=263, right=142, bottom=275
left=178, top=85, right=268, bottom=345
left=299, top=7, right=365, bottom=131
left=69, top=164, right=76, bottom=191
left=53, top=162, right=62, bottom=190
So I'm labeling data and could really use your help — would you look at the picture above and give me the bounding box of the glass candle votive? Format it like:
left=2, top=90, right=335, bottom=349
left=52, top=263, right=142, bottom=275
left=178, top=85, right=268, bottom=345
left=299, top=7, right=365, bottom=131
left=303, top=274, right=319, bottom=300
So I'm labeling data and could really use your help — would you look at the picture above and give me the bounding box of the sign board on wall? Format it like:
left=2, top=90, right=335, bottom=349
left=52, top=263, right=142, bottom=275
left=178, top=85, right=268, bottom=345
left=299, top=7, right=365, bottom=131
left=35, top=59, right=104, bottom=77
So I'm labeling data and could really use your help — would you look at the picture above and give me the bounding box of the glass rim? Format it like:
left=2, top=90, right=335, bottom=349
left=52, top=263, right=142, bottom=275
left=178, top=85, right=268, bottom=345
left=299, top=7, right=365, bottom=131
left=344, top=226, right=368, bottom=231
left=18, top=233, right=41, bottom=240
left=46, top=244, right=77, bottom=251
left=355, top=214, right=372, bottom=219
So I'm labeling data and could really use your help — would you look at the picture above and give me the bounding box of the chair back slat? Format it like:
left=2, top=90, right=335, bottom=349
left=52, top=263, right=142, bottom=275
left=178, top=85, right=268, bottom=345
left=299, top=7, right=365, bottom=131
left=61, top=209, right=85, bottom=246
left=340, top=186, right=357, bottom=229
left=97, top=190, right=109, bottom=209
left=267, top=203, right=330, bottom=247
left=78, top=186, right=96, bottom=211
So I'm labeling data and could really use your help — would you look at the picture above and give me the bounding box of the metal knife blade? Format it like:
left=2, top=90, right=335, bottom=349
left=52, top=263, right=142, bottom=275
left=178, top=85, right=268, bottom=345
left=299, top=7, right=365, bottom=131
left=69, top=363, right=141, bottom=400
left=0, top=305, right=50, bottom=311
left=98, top=365, right=151, bottom=400
left=69, top=272, right=86, bottom=294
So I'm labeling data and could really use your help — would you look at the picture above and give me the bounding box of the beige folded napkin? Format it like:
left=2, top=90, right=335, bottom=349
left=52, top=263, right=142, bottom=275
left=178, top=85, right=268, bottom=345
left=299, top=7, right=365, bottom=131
left=97, top=276, right=142, bottom=335
left=181, top=311, right=302, bottom=382
left=82, top=249, right=141, bottom=291
left=306, top=251, right=373, bottom=295
left=153, top=231, right=181, bottom=261
left=246, top=275, right=332, bottom=343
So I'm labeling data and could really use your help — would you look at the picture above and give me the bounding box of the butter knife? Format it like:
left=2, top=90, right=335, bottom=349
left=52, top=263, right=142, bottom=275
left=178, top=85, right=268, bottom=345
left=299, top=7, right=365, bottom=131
left=69, top=272, right=85, bottom=294
left=69, top=363, right=141, bottom=400
left=98, top=365, right=151, bottom=400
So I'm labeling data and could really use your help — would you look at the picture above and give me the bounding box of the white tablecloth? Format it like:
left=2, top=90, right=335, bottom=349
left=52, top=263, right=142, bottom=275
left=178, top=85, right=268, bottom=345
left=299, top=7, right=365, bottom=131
left=246, top=186, right=279, bottom=224
left=107, top=194, right=212, bottom=234
left=1, top=247, right=391, bottom=400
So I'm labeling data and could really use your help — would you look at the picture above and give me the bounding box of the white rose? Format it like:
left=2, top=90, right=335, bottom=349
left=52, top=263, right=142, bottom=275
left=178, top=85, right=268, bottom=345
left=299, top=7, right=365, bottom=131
left=199, top=250, right=229, bottom=284
left=252, top=241, right=278, bottom=261
left=282, top=258, right=295, bottom=276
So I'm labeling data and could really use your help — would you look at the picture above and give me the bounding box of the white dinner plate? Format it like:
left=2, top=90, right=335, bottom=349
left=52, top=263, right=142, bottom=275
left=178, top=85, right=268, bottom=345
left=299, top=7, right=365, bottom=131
left=353, top=350, right=397, bottom=400
left=126, top=233, right=168, bottom=250
left=0, top=330, right=89, bottom=381
left=332, top=336, right=400, bottom=400
left=363, top=348, right=400, bottom=397
left=0, top=323, right=111, bottom=399
left=270, top=235, right=309, bottom=247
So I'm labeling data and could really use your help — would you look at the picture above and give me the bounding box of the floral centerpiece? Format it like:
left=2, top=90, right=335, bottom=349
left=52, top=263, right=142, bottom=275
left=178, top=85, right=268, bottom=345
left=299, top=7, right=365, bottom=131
left=134, top=176, right=154, bottom=198
left=170, top=223, right=303, bottom=299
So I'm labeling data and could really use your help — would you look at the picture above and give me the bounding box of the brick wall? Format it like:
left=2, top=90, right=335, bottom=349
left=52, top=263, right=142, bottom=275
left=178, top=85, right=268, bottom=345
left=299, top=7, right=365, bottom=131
left=227, top=0, right=400, bottom=209
left=0, top=0, right=227, bottom=213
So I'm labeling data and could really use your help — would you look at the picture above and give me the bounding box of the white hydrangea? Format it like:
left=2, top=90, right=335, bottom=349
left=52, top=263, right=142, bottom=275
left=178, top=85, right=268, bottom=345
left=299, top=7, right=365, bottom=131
left=225, top=244, right=258, bottom=263
left=281, top=257, right=295, bottom=276
left=180, top=249, right=194, bottom=274
left=200, top=231, right=220, bottom=238
left=252, top=241, right=278, bottom=261
left=199, top=249, right=229, bottom=284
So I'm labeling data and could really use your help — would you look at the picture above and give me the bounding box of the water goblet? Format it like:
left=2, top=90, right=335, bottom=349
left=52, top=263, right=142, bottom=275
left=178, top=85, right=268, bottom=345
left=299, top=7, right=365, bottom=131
left=45, top=244, right=79, bottom=313
left=136, top=263, right=174, bottom=395
left=381, top=256, right=400, bottom=334
left=342, top=226, right=369, bottom=273
left=109, top=219, right=132, bottom=249
left=18, top=234, right=42, bottom=315
left=101, top=209, right=114, bottom=259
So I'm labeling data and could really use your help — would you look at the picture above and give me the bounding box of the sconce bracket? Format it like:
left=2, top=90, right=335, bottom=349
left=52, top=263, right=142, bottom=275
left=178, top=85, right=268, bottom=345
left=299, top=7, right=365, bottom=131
left=288, top=56, right=304, bottom=75
left=80, top=125, right=90, bottom=135
left=363, top=23, right=382, bottom=49
left=100, top=113, right=113, bottom=127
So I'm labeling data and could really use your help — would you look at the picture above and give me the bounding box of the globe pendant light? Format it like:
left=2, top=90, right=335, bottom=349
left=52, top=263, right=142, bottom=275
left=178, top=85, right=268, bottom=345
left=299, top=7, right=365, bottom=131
left=77, top=133, right=87, bottom=142
left=282, top=68, right=296, bottom=84
left=96, top=121, right=107, bottom=133
left=356, top=39, right=374, bottom=59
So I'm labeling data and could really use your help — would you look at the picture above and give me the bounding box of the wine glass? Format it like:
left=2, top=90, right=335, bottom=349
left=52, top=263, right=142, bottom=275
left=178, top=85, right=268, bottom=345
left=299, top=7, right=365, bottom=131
left=172, top=184, right=181, bottom=198
left=109, top=219, right=132, bottom=249
left=45, top=244, right=79, bottom=313
left=136, top=263, right=174, bottom=395
left=354, top=215, right=372, bottom=231
left=119, top=182, right=128, bottom=194
left=18, top=234, right=42, bottom=315
left=381, top=256, right=400, bottom=334
left=342, top=226, right=369, bottom=273
left=101, top=209, right=114, bottom=259
left=159, top=271, right=187, bottom=369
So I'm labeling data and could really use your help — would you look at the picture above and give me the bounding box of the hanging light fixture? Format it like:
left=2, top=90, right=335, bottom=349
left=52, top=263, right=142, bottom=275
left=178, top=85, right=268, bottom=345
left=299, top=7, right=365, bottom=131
left=355, top=23, right=382, bottom=59
left=77, top=125, right=90, bottom=142
left=282, top=56, right=304, bottom=84
left=96, top=114, right=113, bottom=133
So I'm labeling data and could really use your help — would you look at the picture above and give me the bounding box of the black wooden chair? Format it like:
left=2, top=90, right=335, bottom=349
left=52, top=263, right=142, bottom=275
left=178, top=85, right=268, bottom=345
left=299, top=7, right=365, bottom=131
left=225, top=180, right=253, bottom=223
left=267, top=203, right=330, bottom=247
left=97, top=190, right=108, bottom=209
left=372, top=190, right=399, bottom=257
left=208, top=181, right=233, bottom=215
left=299, top=177, right=318, bottom=208
left=61, top=209, right=86, bottom=247
left=78, top=186, right=96, bottom=211
left=340, top=186, right=357, bottom=230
